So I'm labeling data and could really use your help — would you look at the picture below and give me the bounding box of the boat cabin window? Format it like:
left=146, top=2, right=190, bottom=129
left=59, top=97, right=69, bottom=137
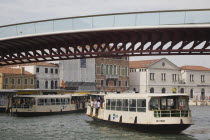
left=149, top=96, right=189, bottom=110
left=13, top=97, right=36, bottom=108
left=37, top=98, right=71, bottom=106
left=106, top=98, right=146, bottom=112
left=137, top=99, right=146, bottom=112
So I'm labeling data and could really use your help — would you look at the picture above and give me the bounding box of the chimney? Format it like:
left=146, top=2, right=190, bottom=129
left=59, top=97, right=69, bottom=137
left=21, top=67, right=24, bottom=75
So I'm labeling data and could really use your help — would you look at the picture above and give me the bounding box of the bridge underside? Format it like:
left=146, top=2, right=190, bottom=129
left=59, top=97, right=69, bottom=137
left=1, top=27, right=210, bottom=66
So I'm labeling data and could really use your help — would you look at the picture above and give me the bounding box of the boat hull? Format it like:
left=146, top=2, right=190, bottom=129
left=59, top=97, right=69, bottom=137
left=92, top=117, right=191, bottom=133
left=12, top=109, right=86, bottom=117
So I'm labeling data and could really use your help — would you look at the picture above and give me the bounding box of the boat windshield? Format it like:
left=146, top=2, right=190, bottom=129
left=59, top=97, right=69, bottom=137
left=149, top=96, right=189, bottom=111
left=13, top=97, right=36, bottom=108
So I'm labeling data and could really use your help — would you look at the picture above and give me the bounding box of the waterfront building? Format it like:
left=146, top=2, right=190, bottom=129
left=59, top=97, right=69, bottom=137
left=180, top=66, right=210, bottom=101
left=13, top=62, right=59, bottom=89
left=59, top=57, right=129, bottom=92
left=129, top=58, right=181, bottom=94
left=0, top=67, right=35, bottom=89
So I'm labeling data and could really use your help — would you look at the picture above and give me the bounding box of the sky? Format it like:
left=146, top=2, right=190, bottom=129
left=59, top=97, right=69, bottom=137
left=0, top=0, right=210, bottom=67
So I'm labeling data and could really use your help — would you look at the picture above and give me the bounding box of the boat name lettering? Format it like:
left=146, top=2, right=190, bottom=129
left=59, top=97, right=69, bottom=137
left=156, top=120, right=165, bottom=122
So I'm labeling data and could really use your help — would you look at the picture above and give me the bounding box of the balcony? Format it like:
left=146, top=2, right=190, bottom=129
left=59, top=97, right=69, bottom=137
left=106, top=75, right=119, bottom=79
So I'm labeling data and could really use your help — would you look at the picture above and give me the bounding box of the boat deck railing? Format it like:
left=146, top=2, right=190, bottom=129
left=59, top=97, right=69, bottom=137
left=154, top=110, right=191, bottom=118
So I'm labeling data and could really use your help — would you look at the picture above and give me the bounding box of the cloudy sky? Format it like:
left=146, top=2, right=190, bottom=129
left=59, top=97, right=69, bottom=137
left=0, top=0, right=210, bottom=67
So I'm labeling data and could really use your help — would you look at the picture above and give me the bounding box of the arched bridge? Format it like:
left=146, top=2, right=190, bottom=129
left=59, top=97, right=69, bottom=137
left=1, top=9, right=210, bottom=66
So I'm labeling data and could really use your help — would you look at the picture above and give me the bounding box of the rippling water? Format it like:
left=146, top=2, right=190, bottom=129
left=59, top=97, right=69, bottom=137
left=0, top=106, right=209, bottom=140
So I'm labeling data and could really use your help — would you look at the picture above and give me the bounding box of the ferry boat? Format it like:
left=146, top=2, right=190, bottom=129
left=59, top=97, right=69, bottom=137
left=86, top=93, right=192, bottom=133
left=12, top=94, right=88, bottom=117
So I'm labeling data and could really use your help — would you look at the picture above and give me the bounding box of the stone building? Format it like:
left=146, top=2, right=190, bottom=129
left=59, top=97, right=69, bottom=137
left=0, top=67, right=35, bottom=89
left=12, top=62, right=59, bottom=89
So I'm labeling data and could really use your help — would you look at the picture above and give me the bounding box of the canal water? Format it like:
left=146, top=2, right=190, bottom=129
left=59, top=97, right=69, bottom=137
left=0, top=106, right=209, bottom=140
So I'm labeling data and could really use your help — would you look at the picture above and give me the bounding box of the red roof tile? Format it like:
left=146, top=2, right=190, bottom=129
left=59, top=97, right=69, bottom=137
left=129, top=59, right=160, bottom=69
left=180, top=66, right=210, bottom=71
left=0, top=67, right=33, bottom=75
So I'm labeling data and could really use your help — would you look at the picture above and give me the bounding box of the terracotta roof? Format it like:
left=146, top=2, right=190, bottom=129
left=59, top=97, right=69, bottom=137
left=180, top=66, right=210, bottom=71
left=129, top=59, right=160, bottom=69
left=0, top=67, right=33, bottom=75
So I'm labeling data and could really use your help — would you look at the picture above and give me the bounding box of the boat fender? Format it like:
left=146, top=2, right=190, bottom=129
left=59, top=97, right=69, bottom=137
left=119, top=116, right=122, bottom=123
left=180, top=119, right=183, bottom=124
left=134, top=116, right=137, bottom=124
left=108, top=115, right=111, bottom=121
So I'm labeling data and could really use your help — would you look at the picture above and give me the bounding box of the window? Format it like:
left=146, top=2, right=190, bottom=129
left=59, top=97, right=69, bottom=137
left=36, top=80, right=39, bottom=88
left=55, top=69, right=58, bottom=74
left=106, top=80, right=109, bottom=86
left=111, top=99, right=116, bottom=110
left=162, top=88, right=166, bottom=93
left=125, top=66, right=128, bottom=77
left=106, top=99, right=111, bottom=110
left=129, top=99, right=136, bottom=112
left=5, top=78, right=8, bottom=85
left=118, top=66, right=121, bottom=76
left=12, top=78, right=15, bottom=85
left=161, top=73, right=166, bottom=81
left=24, top=79, right=28, bottom=84
left=190, top=89, right=193, bottom=98
left=125, top=81, right=128, bottom=87
left=45, top=68, right=48, bottom=73
left=51, top=81, right=54, bottom=89
left=114, top=65, right=116, bottom=75
left=172, top=74, right=177, bottom=81
left=55, top=81, right=58, bottom=89
left=201, top=75, right=205, bottom=82
left=190, top=74, right=194, bottom=82
left=118, top=81, right=121, bottom=86
left=36, top=68, right=39, bottom=73
left=100, top=64, right=104, bottom=74
left=45, top=81, right=48, bottom=89
left=51, top=68, right=53, bottom=74
left=150, top=73, right=155, bottom=80
left=180, top=88, right=184, bottom=93
left=18, top=79, right=21, bottom=85
left=137, top=99, right=146, bottom=112
left=116, top=99, right=122, bottom=111
left=122, top=99, right=128, bottom=111
left=150, top=88, right=154, bottom=93
left=101, top=80, right=104, bottom=86
left=114, top=80, right=117, bottom=86
left=30, top=79, right=34, bottom=85
left=106, top=65, right=109, bottom=75
left=110, top=65, right=113, bottom=75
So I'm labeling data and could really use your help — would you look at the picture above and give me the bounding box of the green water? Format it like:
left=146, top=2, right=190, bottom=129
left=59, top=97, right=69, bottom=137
left=0, top=106, right=209, bottom=140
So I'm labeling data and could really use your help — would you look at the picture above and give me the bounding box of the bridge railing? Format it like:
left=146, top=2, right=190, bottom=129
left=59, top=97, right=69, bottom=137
left=1, top=9, right=210, bottom=39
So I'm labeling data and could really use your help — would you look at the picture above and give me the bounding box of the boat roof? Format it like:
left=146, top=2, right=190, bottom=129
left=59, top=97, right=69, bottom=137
left=14, top=94, right=87, bottom=98
left=104, top=93, right=189, bottom=98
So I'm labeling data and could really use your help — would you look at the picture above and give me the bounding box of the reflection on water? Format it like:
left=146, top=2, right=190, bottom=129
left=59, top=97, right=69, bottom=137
left=0, top=106, right=209, bottom=140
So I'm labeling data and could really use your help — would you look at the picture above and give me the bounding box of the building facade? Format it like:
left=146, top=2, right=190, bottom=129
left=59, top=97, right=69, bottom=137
left=13, top=62, right=59, bottom=89
left=59, top=57, right=129, bottom=92
left=0, top=67, right=35, bottom=89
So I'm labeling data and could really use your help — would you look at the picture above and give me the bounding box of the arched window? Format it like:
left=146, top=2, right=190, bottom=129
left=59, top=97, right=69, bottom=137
left=150, top=88, right=154, bottom=93
left=190, top=89, right=194, bottom=98
left=101, top=64, right=104, bottom=74
left=36, top=80, right=39, bottom=89
left=118, top=66, right=121, bottom=76
left=180, top=88, right=184, bottom=93
left=201, top=88, right=205, bottom=100
left=55, top=81, right=58, bottom=89
left=51, top=80, right=54, bottom=89
left=114, top=65, right=116, bottom=75
left=110, top=65, right=113, bottom=75
left=106, top=65, right=109, bottom=75
left=162, top=88, right=166, bottom=93
left=45, top=81, right=48, bottom=89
